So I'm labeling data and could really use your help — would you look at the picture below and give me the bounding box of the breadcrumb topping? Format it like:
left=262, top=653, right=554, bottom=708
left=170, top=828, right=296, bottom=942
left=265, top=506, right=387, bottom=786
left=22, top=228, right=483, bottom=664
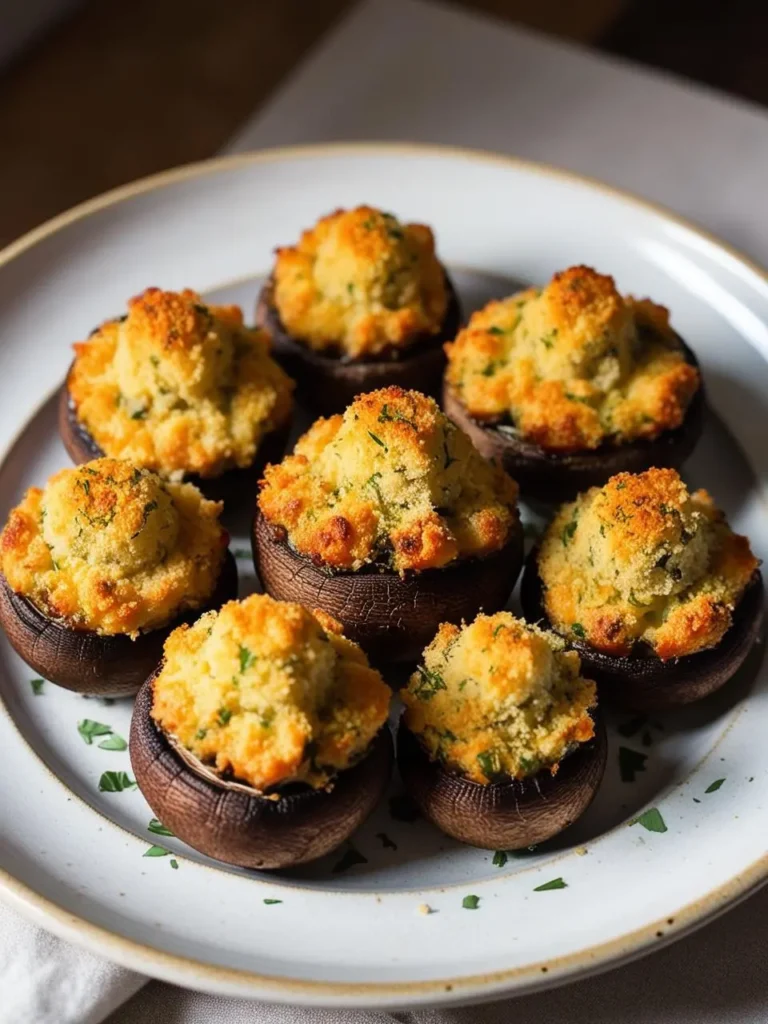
left=151, top=593, right=390, bottom=791
left=0, top=458, right=227, bottom=635
left=444, top=265, right=700, bottom=453
left=68, top=287, right=293, bottom=478
left=272, top=206, right=449, bottom=358
left=400, top=612, right=596, bottom=784
left=538, top=468, right=759, bottom=658
left=258, top=387, right=519, bottom=574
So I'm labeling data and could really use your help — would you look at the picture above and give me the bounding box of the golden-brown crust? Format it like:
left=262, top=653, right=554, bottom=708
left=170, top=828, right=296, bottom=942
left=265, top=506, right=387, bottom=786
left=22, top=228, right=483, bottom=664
left=537, top=468, right=759, bottom=658
left=400, top=612, right=596, bottom=784
left=150, top=593, right=390, bottom=791
left=68, top=288, right=293, bottom=479
left=272, top=207, right=449, bottom=358
left=444, top=265, right=700, bottom=453
left=257, top=386, right=519, bottom=574
left=0, top=458, right=228, bottom=636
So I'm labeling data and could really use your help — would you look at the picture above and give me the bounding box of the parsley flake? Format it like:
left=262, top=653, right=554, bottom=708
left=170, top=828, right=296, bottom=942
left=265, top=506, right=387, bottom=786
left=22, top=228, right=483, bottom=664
left=571, top=622, right=586, bottom=639
left=170, top=859, right=179, bottom=869
left=238, top=644, right=256, bottom=672
left=78, top=719, right=113, bottom=745
left=619, top=746, right=648, bottom=783
left=98, top=733, right=127, bottom=752
left=413, top=665, right=447, bottom=700
left=99, top=771, right=137, bottom=793
left=367, top=431, right=387, bottom=450
left=534, top=877, right=567, bottom=891
left=631, top=808, right=667, bottom=833
left=492, top=850, right=508, bottom=868
left=143, top=845, right=170, bottom=858
left=462, top=894, right=480, bottom=910
left=705, top=778, right=726, bottom=794
left=148, top=818, right=174, bottom=837
left=332, top=844, right=368, bottom=874
left=30, top=678, right=45, bottom=696
left=263, top=898, right=282, bottom=905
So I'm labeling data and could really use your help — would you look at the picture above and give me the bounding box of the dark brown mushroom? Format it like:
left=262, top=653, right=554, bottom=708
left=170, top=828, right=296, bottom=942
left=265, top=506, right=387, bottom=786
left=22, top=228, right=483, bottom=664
left=0, top=550, right=238, bottom=697
left=443, top=338, right=704, bottom=504
left=57, top=377, right=292, bottom=506
left=397, top=717, right=607, bottom=850
left=520, top=549, right=764, bottom=711
left=255, top=272, right=462, bottom=416
left=130, top=671, right=394, bottom=870
left=253, top=510, right=524, bottom=664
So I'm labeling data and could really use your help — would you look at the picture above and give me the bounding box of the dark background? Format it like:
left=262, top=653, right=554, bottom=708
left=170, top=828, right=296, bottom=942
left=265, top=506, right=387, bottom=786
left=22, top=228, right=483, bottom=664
left=2, top=0, right=766, bottom=247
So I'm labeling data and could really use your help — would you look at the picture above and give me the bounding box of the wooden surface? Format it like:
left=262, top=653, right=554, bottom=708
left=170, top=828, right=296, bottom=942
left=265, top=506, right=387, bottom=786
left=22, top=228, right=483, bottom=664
left=0, top=0, right=765, bottom=248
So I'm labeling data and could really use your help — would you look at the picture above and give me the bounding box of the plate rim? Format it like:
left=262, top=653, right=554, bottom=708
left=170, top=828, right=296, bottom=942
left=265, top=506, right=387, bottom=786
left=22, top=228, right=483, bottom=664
left=1, top=140, right=767, bottom=1005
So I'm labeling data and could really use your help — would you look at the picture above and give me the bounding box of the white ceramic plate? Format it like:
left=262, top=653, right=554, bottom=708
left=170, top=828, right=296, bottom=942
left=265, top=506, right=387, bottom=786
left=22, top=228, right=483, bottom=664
left=1, top=144, right=767, bottom=1009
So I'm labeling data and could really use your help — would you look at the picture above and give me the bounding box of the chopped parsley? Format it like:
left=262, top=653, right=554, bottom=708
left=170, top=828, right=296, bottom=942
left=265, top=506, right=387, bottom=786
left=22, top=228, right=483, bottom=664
left=618, top=746, right=648, bottom=783
left=148, top=818, right=174, bottom=837
left=561, top=520, right=578, bottom=546
left=476, top=750, right=500, bottom=778
left=98, top=733, right=127, bottom=752
left=492, top=850, right=508, bottom=868
left=170, top=859, right=179, bottom=870
left=705, top=778, right=726, bottom=794
left=98, top=770, right=136, bottom=793
left=238, top=644, right=256, bottom=672
left=30, top=678, right=45, bottom=696
left=413, top=665, right=447, bottom=700
left=534, top=877, right=567, bottom=891
left=217, top=707, right=233, bottom=726
left=367, top=431, right=387, bottom=450
left=332, top=844, right=368, bottom=874
left=631, top=807, right=667, bottom=833
left=143, top=845, right=170, bottom=858
left=78, top=719, right=113, bottom=745
left=263, top=898, right=283, bottom=905
left=462, top=894, right=480, bottom=910
left=571, top=622, right=586, bottom=639
left=540, top=329, right=557, bottom=349
left=487, top=326, right=504, bottom=336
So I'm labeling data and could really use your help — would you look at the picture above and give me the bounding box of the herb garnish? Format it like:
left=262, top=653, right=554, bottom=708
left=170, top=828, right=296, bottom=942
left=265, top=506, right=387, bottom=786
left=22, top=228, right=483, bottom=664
left=98, top=733, right=127, bottom=751
left=413, top=665, right=447, bottom=701
left=376, top=832, right=398, bottom=851
left=705, top=778, right=725, bottom=794
left=144, top=845, right=170, bottom=858
left=30, top=678, right=45, bottom=696
left=462, top=894, right=480, bottom=909
left=487, top=326, right=504, bottom=335
left=332, top=844, right=368, bottom=874
left=534, top=877, right=567, bottom=891
left=98, top=771, right=137, bottom=793
left=238, top=644, right=256, bottom=672
left=217, top=707, right=233, bottom=726
left=148, top=818, right=174, bottom=837
left=263, top=898, right=283, bottom=905
left=78, top=719, right=113, bottom=745
left=492, top=850, right=508, bottom=868
left=540, top=329, right=557, bottom=349
left=619, top=746, right=648, bottom=783
left=476, top=750, right=500, bottom=778
left=561, top=520, right=578, bottom=546
left=571, top=622, right=586, bottom=638
left=367, top=431, right=387, bottom=450
left=631, top=808, right=667, bottom=833
left=170, top=859, right=179, bottom=869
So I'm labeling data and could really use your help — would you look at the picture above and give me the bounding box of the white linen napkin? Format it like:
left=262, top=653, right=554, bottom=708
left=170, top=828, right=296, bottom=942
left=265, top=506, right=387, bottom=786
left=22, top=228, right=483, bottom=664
left=0, top=902, right=143, bottom=1024
left=4, top=1, right=768, bottom=1021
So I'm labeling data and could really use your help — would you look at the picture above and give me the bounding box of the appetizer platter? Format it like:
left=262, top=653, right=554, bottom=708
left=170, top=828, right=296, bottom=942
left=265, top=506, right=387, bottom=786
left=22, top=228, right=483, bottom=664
left=0, top=144, right=767, bottom=1008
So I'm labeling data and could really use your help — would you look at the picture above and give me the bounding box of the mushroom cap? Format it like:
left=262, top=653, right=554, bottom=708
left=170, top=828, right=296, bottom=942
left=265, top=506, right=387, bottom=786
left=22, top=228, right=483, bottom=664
left=397, top=718, right=607, bottom=850
left=252, top=509, right=524, bottom=664
left=0, top=550, right=238, bottom=697
left=520, top=548, right=764, bottom=711
left=443, top=338, right=704, bottom=504
left=255, top=271, right=462, bottom=416
left=130, top=671, right=394, bottom=869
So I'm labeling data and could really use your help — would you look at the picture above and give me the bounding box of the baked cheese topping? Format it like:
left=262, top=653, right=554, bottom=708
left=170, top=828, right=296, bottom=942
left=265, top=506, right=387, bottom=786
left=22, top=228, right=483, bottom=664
left=151, top=593, right=390, bottom=791
left=258, top=386, right=519, bottom=574
left=401, top=612, right=596, bottom=783
left=272, top=206, right=449, bottom=358
left=68, top=287, right=293, bottom=479
left=444, top=265, right=700, bottom=453
left=0, top=458, right=227, bottom=636
left=538, top=468, right=758, bottom=659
